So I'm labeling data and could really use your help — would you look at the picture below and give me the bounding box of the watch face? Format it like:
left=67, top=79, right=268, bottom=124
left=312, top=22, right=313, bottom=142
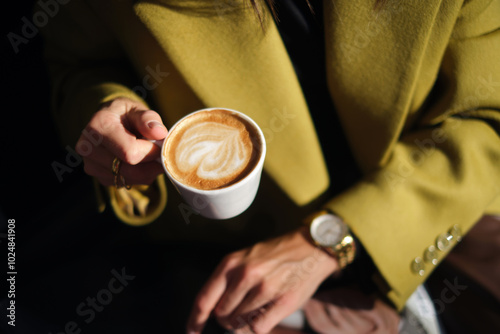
left=310, top=214, right=346, bottom=247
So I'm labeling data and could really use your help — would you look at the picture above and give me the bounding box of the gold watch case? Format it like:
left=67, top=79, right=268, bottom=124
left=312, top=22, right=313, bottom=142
left=305, top=210, right=356, bottom=269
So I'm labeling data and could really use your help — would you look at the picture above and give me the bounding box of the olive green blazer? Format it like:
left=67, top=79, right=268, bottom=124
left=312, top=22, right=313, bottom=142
left=41, top=0, right=500, bottom=309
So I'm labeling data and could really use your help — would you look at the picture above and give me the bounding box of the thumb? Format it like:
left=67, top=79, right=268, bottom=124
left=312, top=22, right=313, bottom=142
left=127, top=109, right=168, bottom=140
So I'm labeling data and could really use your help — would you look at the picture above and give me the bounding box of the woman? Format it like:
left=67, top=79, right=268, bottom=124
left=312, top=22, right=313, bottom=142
left=41, top=0, right=500, bottom=332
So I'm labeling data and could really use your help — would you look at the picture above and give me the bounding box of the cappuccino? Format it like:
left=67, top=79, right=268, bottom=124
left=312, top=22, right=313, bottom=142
left=164, top=109, right=262, bottom=190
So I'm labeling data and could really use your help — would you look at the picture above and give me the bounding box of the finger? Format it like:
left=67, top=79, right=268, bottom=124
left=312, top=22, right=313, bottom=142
left=214, top=267, right=265, bottom=327
left=81, top=160, right=114, bottom=187
left=94, top=174, right=115, bottom=187
left=303, top=299, right=337, bottom=333
left=247, top=296, right=301, bottom=334
left=83, top=158, right=163, bottom=186
left=83, top=142, right=162, bottom=178
left=187, top=254, right=242, bottom=334
left=267, top=326, right=307, bottom=334
left=120, top=161, right=164, bottom=185
left=361, top=299, right=400, bottom=333
left=75, top=131, right=102, bottom=159
left=126, top=109, right=168, bottom=141
left=224, top=277, right=282, bottom=329
left=232, top=303, right=271, bottom=334
left=83, top=159, right=112, bottom=180
left=78, top=143, right=114, bottom=168
left=87, top=114, right=162, bottom=165
left=109, top=135, right=161, bottom=165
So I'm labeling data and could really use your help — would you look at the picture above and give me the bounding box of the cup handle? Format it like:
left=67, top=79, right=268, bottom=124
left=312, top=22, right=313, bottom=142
left=149, top=139, right=164, bottom=148
left=148, top=139, right=165, bottom=164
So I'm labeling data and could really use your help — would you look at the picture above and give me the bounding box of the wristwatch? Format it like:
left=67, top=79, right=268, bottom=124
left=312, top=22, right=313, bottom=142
left=304, top=210, right=356, bottom=269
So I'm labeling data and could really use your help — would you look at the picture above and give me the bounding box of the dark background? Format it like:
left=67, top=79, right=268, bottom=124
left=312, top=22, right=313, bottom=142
left=1, top=1, right=75, bottom=226
left=0, top=3, right=193, bottom=333
left=1, top=2, right=123, bottom=332
left=1, top=6, right=226, bottom=333
left=1, top=2, right=499, bottom=334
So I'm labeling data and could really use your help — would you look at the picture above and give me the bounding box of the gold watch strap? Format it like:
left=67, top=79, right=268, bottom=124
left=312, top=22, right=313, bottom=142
left=304, top=210, right=357, bottom=269
left=333, top=234, right=356, bottom=269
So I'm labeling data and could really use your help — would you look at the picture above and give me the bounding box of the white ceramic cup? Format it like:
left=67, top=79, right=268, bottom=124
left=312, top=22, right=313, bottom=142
left=160, top=108, right=266, bottom=220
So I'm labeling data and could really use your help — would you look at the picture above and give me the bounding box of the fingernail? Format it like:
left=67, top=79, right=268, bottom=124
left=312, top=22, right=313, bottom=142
left=147, top=120, right=164, bottom=129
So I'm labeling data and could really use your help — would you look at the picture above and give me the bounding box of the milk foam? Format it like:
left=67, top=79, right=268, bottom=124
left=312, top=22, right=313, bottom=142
left=164, top=109, right=261, bottom=190
left=174, top=122, right=250, bottom=181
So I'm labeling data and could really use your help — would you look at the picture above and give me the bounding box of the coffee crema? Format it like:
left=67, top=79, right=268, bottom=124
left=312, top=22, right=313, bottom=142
left=164, top=109, right=262, bottom=190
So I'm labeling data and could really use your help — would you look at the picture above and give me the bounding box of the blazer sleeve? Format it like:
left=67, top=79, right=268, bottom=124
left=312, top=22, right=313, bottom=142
left=325, top=0, right=500, bottom=310
left=38, top=0, right=166, bottom=225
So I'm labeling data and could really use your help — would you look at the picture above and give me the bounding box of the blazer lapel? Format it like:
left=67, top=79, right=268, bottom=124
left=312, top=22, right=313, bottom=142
left=323, top=0, right=453, bottom=171
left=129, top=0, right=329, bottom=205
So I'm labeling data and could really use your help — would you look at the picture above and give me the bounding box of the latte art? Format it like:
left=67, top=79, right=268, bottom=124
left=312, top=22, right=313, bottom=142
left=164, top=109, right=262, bottom=190
left=175, top=122, right=251, bottom=180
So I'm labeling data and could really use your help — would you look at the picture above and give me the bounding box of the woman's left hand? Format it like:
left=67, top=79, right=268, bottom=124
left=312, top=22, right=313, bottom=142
left=186, top=227, right=338, bottom=334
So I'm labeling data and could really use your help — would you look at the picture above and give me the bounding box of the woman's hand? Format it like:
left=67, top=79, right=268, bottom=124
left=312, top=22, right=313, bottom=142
left=303, top=287, right=400, bottom=334
left=187, top=227, right=338, bottom=334
left=75, top=97, right=168, bottom=187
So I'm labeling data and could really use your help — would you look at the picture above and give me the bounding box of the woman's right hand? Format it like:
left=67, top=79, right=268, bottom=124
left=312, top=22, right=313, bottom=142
left=75, top=97, right=168, bottom=187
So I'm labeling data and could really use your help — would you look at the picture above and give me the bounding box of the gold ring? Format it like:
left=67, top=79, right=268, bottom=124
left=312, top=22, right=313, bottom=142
left=120, top=175, right=132, bottom=190
left=111, top=157, right=131, bottom=190
left=112, top=157, right=121, bottom=176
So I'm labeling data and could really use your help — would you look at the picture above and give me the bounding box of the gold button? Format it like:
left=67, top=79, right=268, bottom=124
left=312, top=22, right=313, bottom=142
left=424, top=245, right=438, bottom=265
left=411, top=257, right=425, bottom=276
left=436, top=233, right=453, bottom=251
left=449, top=224, right=463, bottom=243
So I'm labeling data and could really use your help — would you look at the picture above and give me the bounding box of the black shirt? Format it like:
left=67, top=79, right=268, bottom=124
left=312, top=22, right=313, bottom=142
left=272, top=0, right=379, bottom=298
left=272, top=0, right=361, bottom=197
